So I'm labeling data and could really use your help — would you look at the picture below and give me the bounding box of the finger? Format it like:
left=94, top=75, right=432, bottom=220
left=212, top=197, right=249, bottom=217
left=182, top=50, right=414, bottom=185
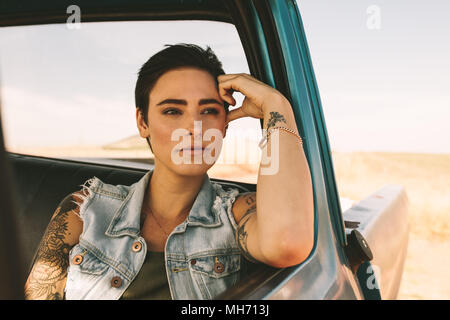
left=228, top=95, right=237, bottom=106
left=219, top=73, right=260, bottom=86
left=225, top=107, right=247, bottom=125
left=219, top=75, right=262, bottom=100
left=220, top=88, right=236, bottom=106
left=218, top=89, right=235, bottom=106
left=218, top=76, right=246, bottom=101
left=218, top=80, right=239, bottom=106
left=218, top=74, right=240, bottom=82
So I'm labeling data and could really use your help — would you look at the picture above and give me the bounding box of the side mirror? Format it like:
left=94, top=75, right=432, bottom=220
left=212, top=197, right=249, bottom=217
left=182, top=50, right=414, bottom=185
left=344, top=229, right=373, bottom=274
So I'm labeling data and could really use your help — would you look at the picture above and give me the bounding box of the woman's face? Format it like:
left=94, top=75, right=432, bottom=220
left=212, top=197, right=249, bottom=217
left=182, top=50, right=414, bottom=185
left=137, top=67, right=227, bottom=176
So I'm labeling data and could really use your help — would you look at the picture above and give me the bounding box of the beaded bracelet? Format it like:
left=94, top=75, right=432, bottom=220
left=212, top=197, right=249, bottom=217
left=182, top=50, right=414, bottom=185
left=258, top=126, right=303, bottom=149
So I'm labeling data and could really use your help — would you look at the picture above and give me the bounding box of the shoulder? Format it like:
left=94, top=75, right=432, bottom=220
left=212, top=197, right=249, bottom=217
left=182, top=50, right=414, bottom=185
left=77, top=176, right=131, bottom=201
left=56, top=190, right=85, bottom=218
left=210, top=182, right=256, bottom=224
left=211, top=182, right=240, bottom=199
left=230, top=192, right=256, bottom=225
left=51, top=190, right=86, bottom=231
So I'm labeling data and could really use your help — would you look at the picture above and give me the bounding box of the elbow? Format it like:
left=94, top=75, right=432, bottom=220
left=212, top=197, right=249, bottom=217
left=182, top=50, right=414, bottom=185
left=261, top=233, right=314, bottom=268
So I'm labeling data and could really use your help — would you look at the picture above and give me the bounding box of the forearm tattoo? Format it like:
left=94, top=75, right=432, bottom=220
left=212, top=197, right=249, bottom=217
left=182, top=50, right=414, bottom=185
left=236, top=194, right=259, bottom=263
left=25, top=195, right=80, bottom=300
left=266, top=111, right=287, bottom=130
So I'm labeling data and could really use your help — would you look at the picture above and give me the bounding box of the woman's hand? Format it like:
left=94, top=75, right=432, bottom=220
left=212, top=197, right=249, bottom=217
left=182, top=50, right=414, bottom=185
left=218, top=73, right=289, bottom=126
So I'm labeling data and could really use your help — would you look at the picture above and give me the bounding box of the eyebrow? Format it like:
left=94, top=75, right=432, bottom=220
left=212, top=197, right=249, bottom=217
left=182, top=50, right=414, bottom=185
left=156, top=98, right=223, bottom=107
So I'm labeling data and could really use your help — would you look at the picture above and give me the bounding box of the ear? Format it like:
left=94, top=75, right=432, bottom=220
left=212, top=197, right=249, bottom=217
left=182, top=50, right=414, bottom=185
left=223, top=124, right=228, bottom=139
left=136, top=108, right=150, bottom=138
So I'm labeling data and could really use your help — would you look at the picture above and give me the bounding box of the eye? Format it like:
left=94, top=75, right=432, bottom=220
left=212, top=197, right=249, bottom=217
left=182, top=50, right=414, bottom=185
left=163, top=108, right=181, bottom=115
left=202, top=108, right=219, bottom=115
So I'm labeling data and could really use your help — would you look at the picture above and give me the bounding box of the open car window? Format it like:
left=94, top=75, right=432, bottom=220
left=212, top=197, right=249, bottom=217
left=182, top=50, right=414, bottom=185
left=0, top=20, right=261, bottom=184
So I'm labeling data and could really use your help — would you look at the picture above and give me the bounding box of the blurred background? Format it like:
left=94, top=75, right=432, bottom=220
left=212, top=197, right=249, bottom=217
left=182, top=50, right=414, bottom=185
left=0, top=0, right=449, bottom=299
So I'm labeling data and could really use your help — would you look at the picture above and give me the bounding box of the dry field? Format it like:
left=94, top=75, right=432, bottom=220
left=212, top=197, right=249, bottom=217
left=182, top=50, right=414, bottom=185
left=10, top=145, right=450, bottom=299
left=331, top=152, right=450, bottom=300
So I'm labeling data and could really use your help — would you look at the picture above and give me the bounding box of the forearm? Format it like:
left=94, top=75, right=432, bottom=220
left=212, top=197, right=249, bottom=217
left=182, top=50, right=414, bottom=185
left=25, top=263, right=68, bottom=300
left=256, top=94, right=314, bottom=263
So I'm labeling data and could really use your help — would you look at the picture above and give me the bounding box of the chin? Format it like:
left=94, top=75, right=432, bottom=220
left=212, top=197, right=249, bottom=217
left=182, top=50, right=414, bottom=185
left=168, top=148, right=221, bottom=176
left=154, top=147, right=221, bottom=177
left=169, top=162, right=214, bottom=177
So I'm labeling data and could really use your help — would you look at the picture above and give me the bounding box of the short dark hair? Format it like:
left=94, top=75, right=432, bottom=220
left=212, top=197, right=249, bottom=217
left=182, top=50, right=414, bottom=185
left=135, top=43, right=229, bottom=124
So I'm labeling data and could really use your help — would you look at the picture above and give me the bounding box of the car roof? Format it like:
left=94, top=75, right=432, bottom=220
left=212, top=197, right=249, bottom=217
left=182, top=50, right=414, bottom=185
left=0, top=0, right=232, bottom=27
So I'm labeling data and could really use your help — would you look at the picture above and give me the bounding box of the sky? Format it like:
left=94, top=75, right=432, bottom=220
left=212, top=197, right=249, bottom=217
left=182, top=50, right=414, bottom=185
left=297, top=0, right=450, bottom=154
left=0, top=0, right=449, bottom=154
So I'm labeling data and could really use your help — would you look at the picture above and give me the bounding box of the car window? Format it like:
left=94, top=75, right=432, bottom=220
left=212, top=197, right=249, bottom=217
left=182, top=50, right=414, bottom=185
left=0, top=20, right=261, bottom=184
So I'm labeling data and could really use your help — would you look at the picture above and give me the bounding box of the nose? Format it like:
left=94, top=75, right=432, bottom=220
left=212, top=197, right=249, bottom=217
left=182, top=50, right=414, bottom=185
left=184, top=115, right=203, bottom=140
left=186, top=124, right=203, bottom=147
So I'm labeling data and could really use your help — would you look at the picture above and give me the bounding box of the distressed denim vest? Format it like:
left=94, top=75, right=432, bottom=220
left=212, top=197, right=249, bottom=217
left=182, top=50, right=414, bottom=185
left=64, top=169, right=244, bottom=300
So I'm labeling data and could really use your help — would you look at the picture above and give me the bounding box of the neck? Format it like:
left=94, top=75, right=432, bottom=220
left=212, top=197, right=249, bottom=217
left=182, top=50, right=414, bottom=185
left=145, top=163, right=206, bottom=222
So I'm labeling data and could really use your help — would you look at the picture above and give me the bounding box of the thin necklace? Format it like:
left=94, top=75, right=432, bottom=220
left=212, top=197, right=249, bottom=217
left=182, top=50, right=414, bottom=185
left=149, top=209, right=170, bottom=238
left=144, top=202, right=190, bottom=238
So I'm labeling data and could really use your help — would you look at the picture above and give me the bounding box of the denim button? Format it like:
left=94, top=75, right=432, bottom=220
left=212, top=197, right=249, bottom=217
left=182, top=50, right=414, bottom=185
left=190, top=259, right=197, bottom=265
left=111, top=276, right=122, bottom=288
left=72, top=255, right=83, bottom=265
left=132, top=241, right=142, bottom=252
left=214, top=262, right=225, bottom=273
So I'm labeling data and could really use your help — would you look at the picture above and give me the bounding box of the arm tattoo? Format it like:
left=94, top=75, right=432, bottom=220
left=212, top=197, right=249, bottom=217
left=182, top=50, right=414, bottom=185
left=236, top=194, right=259, bottom=263
left=244, top=193, right=256, bottom=206
left=266, top=111, right=287, bottom=130
left=25, top=194, right=80, bottom=300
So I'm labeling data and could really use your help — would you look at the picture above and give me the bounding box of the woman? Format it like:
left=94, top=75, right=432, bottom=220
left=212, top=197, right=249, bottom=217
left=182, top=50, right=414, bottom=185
left=24, top=44, right=314, bottom=300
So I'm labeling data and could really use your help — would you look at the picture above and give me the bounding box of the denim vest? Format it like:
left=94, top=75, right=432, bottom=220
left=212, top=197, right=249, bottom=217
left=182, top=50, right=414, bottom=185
left=64, top=169, right=245, bottom=300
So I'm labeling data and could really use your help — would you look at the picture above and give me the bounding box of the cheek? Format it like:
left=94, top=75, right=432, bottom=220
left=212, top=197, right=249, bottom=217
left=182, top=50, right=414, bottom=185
left=203, top=121, right=227, bottom=145
left=151, top=123, right=176, bottom=145
left=204, top=113, right=226, bottom=127
left=212, top=117, right=227, bottom=134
